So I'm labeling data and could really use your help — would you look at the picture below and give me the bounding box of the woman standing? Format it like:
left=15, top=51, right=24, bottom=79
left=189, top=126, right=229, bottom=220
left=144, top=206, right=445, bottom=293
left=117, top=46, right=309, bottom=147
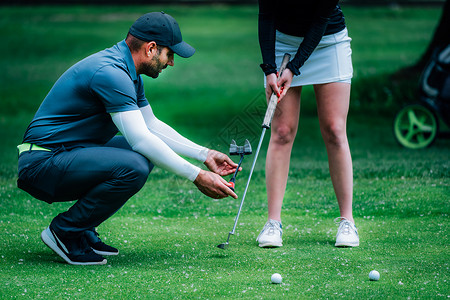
left=256, top=0, right=359, bottom=248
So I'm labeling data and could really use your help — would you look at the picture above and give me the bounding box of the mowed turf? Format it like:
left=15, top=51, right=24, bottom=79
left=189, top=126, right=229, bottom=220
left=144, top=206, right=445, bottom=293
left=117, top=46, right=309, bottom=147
left=0, top=4, right=448, bottom=299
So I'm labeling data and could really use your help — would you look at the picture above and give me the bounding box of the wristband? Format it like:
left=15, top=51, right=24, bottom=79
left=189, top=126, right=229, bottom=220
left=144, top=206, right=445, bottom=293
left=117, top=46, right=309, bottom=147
left=286, top=61, right=301, bottom=76
left=260, top=63, right=277, bottom=76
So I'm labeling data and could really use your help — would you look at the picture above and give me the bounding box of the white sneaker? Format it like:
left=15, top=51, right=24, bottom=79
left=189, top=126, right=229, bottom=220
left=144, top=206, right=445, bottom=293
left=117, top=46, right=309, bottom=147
left=334, top=217, right=360, bottom=247
left=256, top=219, right=283, bottom=248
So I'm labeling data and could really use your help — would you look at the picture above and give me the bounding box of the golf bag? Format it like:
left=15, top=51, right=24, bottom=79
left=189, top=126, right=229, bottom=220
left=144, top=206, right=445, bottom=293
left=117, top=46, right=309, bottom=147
left=393, top=44, right=450, bottom=149
left=420, top=43, right=450, bottom=126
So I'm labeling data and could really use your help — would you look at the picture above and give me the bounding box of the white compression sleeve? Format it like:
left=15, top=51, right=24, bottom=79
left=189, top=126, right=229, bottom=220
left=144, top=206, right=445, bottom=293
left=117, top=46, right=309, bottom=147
left=139, top=105, right=209, bottom=162
left=111, top=110, right=201, bottom=182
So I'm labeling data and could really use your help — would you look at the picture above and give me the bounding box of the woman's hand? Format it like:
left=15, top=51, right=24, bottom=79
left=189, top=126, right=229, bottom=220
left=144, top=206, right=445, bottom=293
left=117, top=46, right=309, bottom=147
left=265, top=68, right=294, bottom=102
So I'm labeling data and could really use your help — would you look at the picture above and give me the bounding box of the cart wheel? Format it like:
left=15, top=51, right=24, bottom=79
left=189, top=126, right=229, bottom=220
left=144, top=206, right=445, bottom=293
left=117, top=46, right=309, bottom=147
left=393, top=104, right=439, bottom=149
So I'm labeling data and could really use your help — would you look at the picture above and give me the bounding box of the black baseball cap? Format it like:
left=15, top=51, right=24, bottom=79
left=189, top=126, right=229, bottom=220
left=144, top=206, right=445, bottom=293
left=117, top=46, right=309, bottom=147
left=128, top=12, right=195, bottom=58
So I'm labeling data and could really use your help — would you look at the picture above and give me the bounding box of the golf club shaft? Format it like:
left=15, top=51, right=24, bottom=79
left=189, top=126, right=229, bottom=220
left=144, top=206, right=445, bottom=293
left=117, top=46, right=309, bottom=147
left=221, top=53, right=291, bottom=246
left=231, top=155, right=244, bottom=181
left=229, top=155, right=245, bottom=191
left=228, top=54, right=290, bottom=232
left=229, top=127, right=266, bottom=235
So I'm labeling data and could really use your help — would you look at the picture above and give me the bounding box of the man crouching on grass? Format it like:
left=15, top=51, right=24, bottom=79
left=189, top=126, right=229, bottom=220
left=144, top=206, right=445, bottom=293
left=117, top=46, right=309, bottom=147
left=17, top=12, right=238, bottom=265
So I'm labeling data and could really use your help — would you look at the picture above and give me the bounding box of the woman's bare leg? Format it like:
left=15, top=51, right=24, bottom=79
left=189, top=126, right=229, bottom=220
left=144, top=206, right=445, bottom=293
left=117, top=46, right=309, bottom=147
left=314, top=82, right=354, bottom=223
left=266, top=86, right=302, bottom=222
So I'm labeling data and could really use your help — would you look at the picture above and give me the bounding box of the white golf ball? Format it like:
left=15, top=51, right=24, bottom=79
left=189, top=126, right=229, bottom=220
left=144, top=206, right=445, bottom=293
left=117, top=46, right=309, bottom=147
left=271, top=273, right=282, bottom=284
left=369, top=270, right=380, bottom=281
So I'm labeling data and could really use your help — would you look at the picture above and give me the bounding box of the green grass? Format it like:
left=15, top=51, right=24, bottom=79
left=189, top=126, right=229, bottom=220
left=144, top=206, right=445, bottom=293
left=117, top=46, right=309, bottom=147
left=0, top=4, right=449, bottom=299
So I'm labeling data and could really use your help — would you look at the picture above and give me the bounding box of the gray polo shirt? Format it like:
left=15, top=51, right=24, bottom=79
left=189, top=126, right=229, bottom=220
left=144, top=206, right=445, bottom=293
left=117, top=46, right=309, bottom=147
left=23, top=40, right=149, bottom=147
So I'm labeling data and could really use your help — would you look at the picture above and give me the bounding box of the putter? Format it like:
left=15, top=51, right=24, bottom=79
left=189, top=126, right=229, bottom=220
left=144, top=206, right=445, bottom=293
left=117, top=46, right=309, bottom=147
left=228, top=139, right=252, bottom=192
left=217, top=53, right=291, bottom=250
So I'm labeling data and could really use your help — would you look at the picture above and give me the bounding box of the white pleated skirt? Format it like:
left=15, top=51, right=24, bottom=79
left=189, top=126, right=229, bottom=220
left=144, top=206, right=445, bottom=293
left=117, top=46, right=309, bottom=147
left=267, top=28, right=353, bottom=87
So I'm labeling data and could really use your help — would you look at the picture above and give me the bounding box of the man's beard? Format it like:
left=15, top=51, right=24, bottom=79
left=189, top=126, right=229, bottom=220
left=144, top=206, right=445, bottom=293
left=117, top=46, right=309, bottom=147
left=142, top=55, right=167, bottom=78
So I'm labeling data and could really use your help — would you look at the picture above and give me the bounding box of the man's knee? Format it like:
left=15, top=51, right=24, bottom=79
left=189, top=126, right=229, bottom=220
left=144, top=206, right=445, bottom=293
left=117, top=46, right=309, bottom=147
left=116, top=154, right=153, bottom=190
left=128, top=153, right=153, bottom=187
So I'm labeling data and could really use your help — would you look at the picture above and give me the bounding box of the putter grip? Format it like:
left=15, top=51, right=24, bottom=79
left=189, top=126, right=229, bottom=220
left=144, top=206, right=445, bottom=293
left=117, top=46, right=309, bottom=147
left=262, top=53, right=291, bottom=129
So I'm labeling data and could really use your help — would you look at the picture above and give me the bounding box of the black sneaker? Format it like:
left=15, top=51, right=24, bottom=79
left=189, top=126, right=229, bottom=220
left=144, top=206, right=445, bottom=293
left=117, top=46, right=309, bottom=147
left=41, top=227, right=107, bottom=265
left=84, top=229, right=119, bottom=256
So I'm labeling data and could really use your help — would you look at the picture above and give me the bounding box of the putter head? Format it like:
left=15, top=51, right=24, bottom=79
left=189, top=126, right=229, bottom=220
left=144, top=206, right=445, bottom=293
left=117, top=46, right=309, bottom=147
left=217, top=242, right=229, bottom=249
left=229, top=139, right=252, bottom=156
left=229, top=140, right=239, bottom=155
left=243, top=139, right=252, bottom=155
left=217, top=232, right=233, bottom=250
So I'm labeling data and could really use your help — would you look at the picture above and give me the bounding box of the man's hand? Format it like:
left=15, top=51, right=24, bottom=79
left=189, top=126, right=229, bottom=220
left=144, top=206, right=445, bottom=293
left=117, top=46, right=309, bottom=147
left=194, top=170, right=238, bottom=199
left=204, top=150, right=241, bottom=176
left=265, top=68, right=294, bottom=102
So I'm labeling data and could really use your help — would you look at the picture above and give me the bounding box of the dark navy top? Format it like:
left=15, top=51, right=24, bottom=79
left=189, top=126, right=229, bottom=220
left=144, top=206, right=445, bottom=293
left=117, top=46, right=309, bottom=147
left=22, top=40, right=148, bottom=147
left=258, top=0, right=346, bottom=76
